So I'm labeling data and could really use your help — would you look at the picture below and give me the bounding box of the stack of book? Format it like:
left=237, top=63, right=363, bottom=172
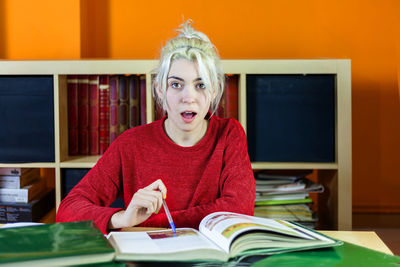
left=67, top=74, right=146, bottom=156
left=0, top=168, right=54, bottom=223
left=254, top=171, right=323, bottom=228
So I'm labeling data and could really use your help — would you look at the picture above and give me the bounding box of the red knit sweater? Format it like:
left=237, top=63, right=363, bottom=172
left=56, top=116, right=255, bottom=234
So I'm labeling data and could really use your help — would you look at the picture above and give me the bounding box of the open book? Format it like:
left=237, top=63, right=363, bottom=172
left=107, top=211, right=342, bottom=262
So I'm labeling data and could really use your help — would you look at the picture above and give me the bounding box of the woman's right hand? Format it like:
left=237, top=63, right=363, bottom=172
left=108, top=179, right=167, bottom=230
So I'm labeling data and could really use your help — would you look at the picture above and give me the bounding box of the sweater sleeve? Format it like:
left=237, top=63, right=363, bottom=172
left=56, top=140, right=124, bottom=234
left=141, top=119, right=256, bottom=229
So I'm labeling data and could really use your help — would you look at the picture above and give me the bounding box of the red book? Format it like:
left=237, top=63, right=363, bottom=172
left=89, top=75, right=100, bottom=155
left=99, top=76, right=110, bottom=154
left=67, top=75, right=79, bottom=155
left=119, top=76, right=129, bottom=134
left=129, top=75, right=140, bottom=128
left=225, top=75, right=239, bottom=120
left=139, top=75, right=147, bottom=125
left=78, top=75, right=90, bottom=155
left=109, top=76, right=119, bottom=144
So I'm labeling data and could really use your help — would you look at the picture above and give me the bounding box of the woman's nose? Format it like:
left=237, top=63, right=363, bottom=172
left=181, top=85, right=196, bottom=103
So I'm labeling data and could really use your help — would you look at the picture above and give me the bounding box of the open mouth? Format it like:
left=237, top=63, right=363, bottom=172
left=181, top=111, right=197, bottom=122
left=181, top=112, right=197, bottom=118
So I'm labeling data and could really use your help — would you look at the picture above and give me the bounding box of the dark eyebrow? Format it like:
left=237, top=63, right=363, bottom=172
left=167, top=76, right=203, bottom=82
left=168, top=76, right=184, bottom=81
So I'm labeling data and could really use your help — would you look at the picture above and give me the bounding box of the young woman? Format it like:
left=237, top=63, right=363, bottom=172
left=56, top=21, right=256, bottom=234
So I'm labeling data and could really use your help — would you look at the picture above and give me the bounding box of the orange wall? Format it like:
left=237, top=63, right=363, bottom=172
left=2, top=0, right=81, bottom=59
left=1, top=0, right=400, bottom=213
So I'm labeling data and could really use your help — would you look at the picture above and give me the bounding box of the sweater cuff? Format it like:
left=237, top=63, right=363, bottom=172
left=96, top=207, right=124, bottom=234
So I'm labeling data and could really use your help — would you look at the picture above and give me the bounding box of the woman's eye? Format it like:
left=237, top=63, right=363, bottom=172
left=170, top=82, right=182, bottom=89
left=196, top=83, right=206, bottom=89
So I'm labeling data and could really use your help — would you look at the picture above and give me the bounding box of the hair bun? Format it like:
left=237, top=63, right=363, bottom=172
left=176, top=19, right=211, bottom=43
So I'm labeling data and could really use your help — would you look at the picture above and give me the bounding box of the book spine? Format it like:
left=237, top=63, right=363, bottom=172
left=67, top=75, right=79, bottom=155
left=0, top=178, right=46, bottom=203
left=128, top=76, right=140, bottom=128
left=109, top=76, right=119, bottom=144
left=0, top=177, right=19, bottom=189
left=0, top=189, right=55, bottom=223
left=225, top=75, right=239, bottom=120
left=139, top=75, right=147, bottom=125
left=119, top=76, right=129, bottom=134
left=99, top=76, right=110, bottom=154
left=89, top=75, right=100, bottom=155
left=0, top=169, right=40, bottom=188
left=78, top=75, right=90, bottom=155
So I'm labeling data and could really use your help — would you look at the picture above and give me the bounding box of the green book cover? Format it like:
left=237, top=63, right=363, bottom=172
left=252, top=241, right=400, bottom=267
left=0, top=221, right=115, bottom=266
left=255, top=197, right=313, bottom=206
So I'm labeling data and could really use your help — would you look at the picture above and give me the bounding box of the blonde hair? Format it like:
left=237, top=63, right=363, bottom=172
left=152, top=20, right=225, bottom=115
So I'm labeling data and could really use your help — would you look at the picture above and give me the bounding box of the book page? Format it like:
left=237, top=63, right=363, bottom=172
left=0, top=222, right=43, bottom=229
left=107, top=228, right=223, bottom=255
left=199, top=212, right=328, bottom=253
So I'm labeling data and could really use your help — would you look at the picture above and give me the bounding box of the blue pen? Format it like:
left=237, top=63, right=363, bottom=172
left=162, top=197, right=176, bottom=234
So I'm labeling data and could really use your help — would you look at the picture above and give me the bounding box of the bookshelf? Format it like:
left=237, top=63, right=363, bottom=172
left=0, top=60, right=351, bottom=230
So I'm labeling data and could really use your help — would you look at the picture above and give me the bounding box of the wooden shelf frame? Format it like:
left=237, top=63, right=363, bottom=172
left=0, top=59, right=352, bottom=230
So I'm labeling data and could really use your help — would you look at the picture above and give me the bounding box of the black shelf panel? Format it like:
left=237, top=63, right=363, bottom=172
left=246, top=74, right=336, bottom=163
left=0, top=75, right=55, bottom=163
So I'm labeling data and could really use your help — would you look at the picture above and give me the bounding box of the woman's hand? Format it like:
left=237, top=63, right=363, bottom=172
left=108, top=179, right=167, bottom=230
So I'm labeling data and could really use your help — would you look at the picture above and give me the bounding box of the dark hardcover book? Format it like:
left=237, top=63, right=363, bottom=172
left=109, top=76, right=119, bottom=144
left=62, top=169, right=123, bottom=208
left=0, top=188, right=55, bottom=223
left=246, top=74, right=335, bottom=162
left=61, top=168, right=90, bottom=199
left=0, top=75, right=54, bottom=163
left=139, top=75, right=147, bottom=125
left=99, top=75, right=110, bottom=154
left=119, top=76, right=129, bottom=134
left=67, top=75, right=79, bottom=156
left=89, top=75, right=100, bottom=155
left=78, top=75, right=90, bottom=155
left=129, top=75, right=140, bottom=128
left=225, top=75, right=239, bottom=119
left=0, top=220, right=115, bottom=266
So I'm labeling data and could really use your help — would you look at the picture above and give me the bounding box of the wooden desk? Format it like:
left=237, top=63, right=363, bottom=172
left=319, top=231, right=393, bottom=255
